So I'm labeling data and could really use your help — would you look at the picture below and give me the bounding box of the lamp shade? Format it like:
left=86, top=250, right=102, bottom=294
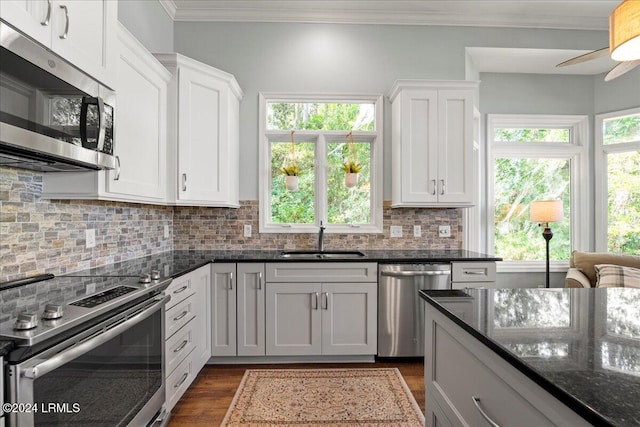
left=610, top=0, right=640, bottom=61
left=530, top=200, right=564, bottom=223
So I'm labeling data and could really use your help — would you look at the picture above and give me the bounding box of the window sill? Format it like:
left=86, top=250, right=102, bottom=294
left=497, top=260, right=570, bottom=273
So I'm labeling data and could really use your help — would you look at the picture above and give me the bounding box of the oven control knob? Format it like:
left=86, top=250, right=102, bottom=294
left=43, top=304, right=63, bottom=320
left=150, top=270, right=160, bottom=280
left=139, top=274, right=151, bottom=284
left=14, top=313, right=38, bottom=330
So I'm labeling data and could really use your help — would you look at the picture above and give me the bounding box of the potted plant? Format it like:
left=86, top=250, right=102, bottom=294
left=343, top=161, right=362, bottom=188
left=281, top=165, right=301, bottom=191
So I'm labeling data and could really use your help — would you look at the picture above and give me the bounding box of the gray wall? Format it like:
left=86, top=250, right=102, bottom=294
left=118, top=0, right=173, bottom=52
left=173, top=22, right=616, bottom=201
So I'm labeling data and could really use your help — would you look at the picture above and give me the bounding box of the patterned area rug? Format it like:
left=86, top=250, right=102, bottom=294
left=221, top=368, right=425, bottom=426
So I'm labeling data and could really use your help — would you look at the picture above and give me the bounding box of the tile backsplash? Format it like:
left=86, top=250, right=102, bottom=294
left=2, top=167, right=462, bottom=282
left=1, top=167, right=173, bottom=281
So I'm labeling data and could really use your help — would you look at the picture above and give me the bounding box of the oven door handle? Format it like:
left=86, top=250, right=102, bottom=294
left=22, top=295, right=169, bottom=380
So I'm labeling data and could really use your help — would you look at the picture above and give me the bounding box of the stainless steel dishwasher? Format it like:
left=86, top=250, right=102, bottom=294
left=378, top=263, right=451, bottom=357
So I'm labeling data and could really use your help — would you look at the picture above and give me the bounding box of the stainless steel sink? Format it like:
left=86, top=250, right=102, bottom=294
left=279, top=250, right=366, bottom=259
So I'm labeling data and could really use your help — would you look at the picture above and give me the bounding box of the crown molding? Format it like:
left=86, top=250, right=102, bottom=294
left=158, top=0, right=178, bottom=20
left=167, top=1, right=615, bottom=30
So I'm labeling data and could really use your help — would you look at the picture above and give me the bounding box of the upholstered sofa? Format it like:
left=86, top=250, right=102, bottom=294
left=565, top=250, right=640, bottom=288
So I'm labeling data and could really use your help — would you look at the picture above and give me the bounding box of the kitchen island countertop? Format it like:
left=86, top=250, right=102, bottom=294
left=420, top=287, right=640, bottom=426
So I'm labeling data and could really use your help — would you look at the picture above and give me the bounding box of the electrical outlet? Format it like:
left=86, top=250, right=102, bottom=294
left=390, top=225, right=403, bottom=238
left=413, top=225, right=421, bottom=237
left=244, top=224, right=252, bottom=237
left=85, top=229, right=96, bottom=248
left=164, top=225, right=170, bottom=239
left=438, top=225, right=451, bottom=238
left=86, top=283, right=96, bottom=295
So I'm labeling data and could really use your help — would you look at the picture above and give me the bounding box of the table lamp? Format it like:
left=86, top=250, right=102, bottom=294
left=530, top=200, right=564, bottom=288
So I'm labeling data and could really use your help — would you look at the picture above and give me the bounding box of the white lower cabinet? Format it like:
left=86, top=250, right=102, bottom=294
left=211, top=263, right=266, bottom=357
left=424, top=302, right=589, bottom=427
left=450, top=261, right=497, bottom=290
left=164, top=265, right=211, bottom=412
left=264, top=263, right=378, bottom=357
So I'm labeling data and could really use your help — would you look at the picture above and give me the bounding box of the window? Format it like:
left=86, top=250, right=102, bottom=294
left=487, top=115, right=588, bottom=270
left=259, top=94, right=383, bottom=233
left=595, top=108, right=640, bottom=254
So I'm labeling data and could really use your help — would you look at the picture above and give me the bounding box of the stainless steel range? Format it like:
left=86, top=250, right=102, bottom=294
left=0, top=271, right=172, bottom=427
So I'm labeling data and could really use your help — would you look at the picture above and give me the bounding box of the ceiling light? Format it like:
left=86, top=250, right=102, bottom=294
left=610, top=0, right=640, bottom=61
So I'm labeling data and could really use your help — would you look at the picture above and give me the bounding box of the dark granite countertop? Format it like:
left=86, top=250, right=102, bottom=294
left=62, top=249, right=501, bottom=279
left=420, top=288, right=640, bottom=427
left=0, top=340, right=14, bottom=357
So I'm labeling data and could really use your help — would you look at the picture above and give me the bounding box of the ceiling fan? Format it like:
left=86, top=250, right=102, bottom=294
left=557, top=0, right=640, bottom=81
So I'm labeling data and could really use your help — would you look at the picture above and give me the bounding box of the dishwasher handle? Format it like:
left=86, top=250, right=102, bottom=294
left=380, top=270, right=450, bottom=277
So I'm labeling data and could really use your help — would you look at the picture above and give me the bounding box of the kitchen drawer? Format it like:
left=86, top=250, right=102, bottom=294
left=430, top=322, right=556, bottom=426
left=266, top=262, right=377, bottom=283
left=165, top=294, right=196, bottom=339
left=166, top=274, right=197, bottom=309
left=165, top=318, right=197, bottom=377
left=451, top=262, right=496, bottom=282
left=165, top=353, right=196, bottom=412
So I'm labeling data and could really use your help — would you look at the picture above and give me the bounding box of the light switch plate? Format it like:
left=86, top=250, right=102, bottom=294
left=413, top=225, right=421, bottom=237
left=164, top=225, right=170, bottom=239
left=438, top=225, right=451, bottom=238
left=390, top=225, right=403, bottom=238
left=244, top=224, right=252, bottom=237
left=85, top=229, right=96, bottom=248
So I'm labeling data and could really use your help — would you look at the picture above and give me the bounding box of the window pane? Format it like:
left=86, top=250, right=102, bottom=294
left=270, top=141, right=315, bottom=224
left=606, top=150, right=640, bottom=253
left=494, top=128, right=570, bottom=143
left=603, top=113, right=640, bottom=145
left=494, top=158, right=571, bottom=261
left=267, top=102, right=375, bottom=131
left=327, top=141, right=371, bottom=224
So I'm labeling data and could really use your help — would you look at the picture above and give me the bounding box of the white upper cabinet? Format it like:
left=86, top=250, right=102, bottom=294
left=0, top=0, right=117, bottom=89
left=43, top=24, right=170, bottom=204
left=389, top=80, right=478, bottom=207
left=155, top=54, right=244, bottom=207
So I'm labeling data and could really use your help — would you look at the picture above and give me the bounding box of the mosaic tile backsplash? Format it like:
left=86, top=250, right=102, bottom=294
left=2, top=167, right=462, bottom=282
left=1, top=167, right=173, bottom=282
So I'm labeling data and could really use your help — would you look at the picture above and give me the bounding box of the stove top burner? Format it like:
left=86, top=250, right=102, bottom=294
left=70, top=285, right=137, bottom=308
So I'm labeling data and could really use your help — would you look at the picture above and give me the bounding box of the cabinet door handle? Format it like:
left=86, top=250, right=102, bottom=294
left=431, top=179, right=436, bottom=195
left=472, top=397, right=500, bottom=427
left=257, top=272, right=262, bottom=290
left=322, top=292, right=328, bottom=310
left=228, top=272, right=233, bottom=290
left=174, top=339, right=188, bottom=353
left=182, top=173, right=187, bottom=192
left=173, top=310, right=188, bottom=321
left=41, top=0, right=52, bottom=25
left=174, top=372, right=189, bottom=389
left=173, top=285, right=188, bottom=294
left=440, top=179, right=445, bottom=195
left=59, top=5, right=69, bottom=39
left=312, top=292, right=319, bottom=310
left=114, top=155, right=121, bottom=181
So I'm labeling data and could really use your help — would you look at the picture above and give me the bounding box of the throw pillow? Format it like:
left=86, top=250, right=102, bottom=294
left=594, top=264, right=640, bottom=288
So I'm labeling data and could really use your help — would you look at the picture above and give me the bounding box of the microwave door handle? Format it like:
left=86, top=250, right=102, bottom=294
left=80, top=97, right=106, bottom=151
left=22, top=295, right=169, bottom=380
left=96, top=96, right=106, bottom=151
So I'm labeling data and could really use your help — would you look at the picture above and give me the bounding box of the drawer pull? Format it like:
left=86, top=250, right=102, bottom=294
left=472, top=396, right=500, bottom=427
left=173, top=310, right=188, bottom=321
left=174, top=339, right=188, bottom=353
left=464, top=271, right=486, bottom=275
left=173, top=285, right=188, bottom=294
left=174, top=372, right=189, bottom=389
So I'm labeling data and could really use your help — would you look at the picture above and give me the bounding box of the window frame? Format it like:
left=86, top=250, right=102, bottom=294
left=485, top=114, right=589, bottom=273
left=258, top=92, right=384, bottom=234
left=594, top=107, right=640, bottom=253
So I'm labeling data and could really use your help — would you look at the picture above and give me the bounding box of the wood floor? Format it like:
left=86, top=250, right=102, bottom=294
left=168, top=359, right=425, bottom=426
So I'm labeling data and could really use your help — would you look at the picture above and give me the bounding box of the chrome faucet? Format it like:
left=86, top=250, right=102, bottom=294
left=318, top=221, right=326, bottom=252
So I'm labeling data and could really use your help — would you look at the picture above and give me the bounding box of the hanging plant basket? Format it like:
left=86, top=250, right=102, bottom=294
left=343, top=131, right=362, bottom=188
left=281, top=130, right=300, bottom=191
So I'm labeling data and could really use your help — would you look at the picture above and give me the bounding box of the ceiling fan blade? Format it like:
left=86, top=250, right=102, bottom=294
left=604, top=60, right=640, bottom=81
left=556, top=47, right=610, bottom=67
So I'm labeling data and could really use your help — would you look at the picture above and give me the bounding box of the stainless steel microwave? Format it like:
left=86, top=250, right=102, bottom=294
left=0, top=22, right=116, bottom=171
